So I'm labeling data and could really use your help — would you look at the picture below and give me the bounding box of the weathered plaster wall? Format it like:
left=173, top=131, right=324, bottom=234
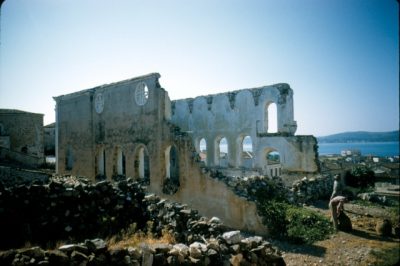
left=147, top=134, right=268, bottom=235
left=0, top=110, right=44, bottom=166
left=54, top=73, right=170, bottom=179
left=54, top=74, right=320, bottom=235
left=54, top=73, right=268, bottom=234
left=171, top=84, right=318, bottom=173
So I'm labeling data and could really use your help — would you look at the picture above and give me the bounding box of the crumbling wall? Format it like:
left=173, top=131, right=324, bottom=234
left=54, top=73, right=169, bottom=179
left=0, top=110, right=44, bottom=166
left=171, top=84, right=318, bottom=173
left=53, top=74, right=317, bottom=235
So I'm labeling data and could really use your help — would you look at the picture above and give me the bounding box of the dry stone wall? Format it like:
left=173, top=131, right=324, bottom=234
left=0, top=176, right=286, bottom=265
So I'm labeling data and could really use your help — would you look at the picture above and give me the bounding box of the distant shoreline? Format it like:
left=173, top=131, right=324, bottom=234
left=318, top=141, right=399, bottom=157
left=317, top=130, right=399, bottom=144
left=318, top=140, right=399, bottom=144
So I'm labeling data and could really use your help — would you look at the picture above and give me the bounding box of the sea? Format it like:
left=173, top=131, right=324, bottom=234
left=318, top=141, right=399, bottom=157
left=204, top=141, right=399, bottom=157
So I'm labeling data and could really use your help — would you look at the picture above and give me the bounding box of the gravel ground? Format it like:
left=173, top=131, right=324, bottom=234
left=270, top=201, right=400, bottom=266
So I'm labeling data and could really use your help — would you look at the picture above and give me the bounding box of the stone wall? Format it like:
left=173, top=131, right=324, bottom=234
left=0, top=109, right=44, bottom=166
left=171, top=84, right=318, bottom=174
left=53, top=73, right=322, bottom=237
left=0, top=176, right=147, bottom=249
left=0, top=176, right=285, bottom=265
left=54, top=73, right=170, bottom=179
left=0, top=236, right=285, bottom=266
left=290, top=175, right=334, bottom=203
left=0, top=166, right=51, bottom=186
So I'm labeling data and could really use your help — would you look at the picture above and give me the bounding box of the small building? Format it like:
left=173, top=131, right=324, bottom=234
left=0, top=109, right=45, bottom=167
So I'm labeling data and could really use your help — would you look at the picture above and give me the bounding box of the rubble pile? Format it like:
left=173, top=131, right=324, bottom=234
left=0, top=234, right=285, bottom=266
left=0, top=176, right=148, bottom=249
left=209, top=170, right=333, bottom=204
left=208, top=171, right=289, bottom=201
left=0, top=176, right=286, bottom=265
left=290, top=176, right=333, bottom=203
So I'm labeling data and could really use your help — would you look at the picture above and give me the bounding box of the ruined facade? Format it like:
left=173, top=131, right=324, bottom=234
left=0, top=109, right=45, bottom=167
left=171, top=84, right=318, bottom=175
left=54, top=73, right=318, bottom=233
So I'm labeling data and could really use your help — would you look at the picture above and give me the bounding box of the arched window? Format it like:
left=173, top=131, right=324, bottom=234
left=199, top=138, right=207, bottom=165
left=97, top=147, right=106, bottom=177
left=218, top=137, right=228, bottom=167
left=241, top=136, right=253, bottom=168
left=135, top=146, right=150, bottom=181
left=165, top=146, right=179, bottom=181
left=116, top=147, right=126, bottom=176
left=163, top=145, right=180, bottom=194
left=265, top=102, right=278, bottom=133
left=265, top=150, right=281, bottom=177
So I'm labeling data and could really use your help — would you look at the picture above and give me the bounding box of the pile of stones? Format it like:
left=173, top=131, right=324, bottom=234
left=0, top=176, right=148, bottom=249
left=0, top=176, right=286, bottom=265
left=0, top=233, right=285, bottom=265
left=208, top=170, right=334, bottom=205
left=290, top=175, right=333, bottom=203
left=208, top=171, right=289, bottom=202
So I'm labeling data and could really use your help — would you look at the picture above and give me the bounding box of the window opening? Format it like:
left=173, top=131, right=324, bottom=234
left=241, top=136, right=253, bottom=168
left=218, top=137, right=228, bottom=167
left=265, top=102, right=278, bottom=133
left=199, top=138, right=207, bottom=165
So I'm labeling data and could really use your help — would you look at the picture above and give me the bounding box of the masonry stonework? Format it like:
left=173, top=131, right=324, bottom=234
left=53, top=73, right=319, bottom=234
left=0, top=109, right=45, bottom=167
left=171, top=84, right=318, bottom=174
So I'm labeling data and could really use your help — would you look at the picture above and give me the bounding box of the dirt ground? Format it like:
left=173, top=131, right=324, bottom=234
left=271, top=201, right=400, bottom=266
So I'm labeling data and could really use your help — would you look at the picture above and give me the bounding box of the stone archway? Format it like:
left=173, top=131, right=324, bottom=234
left=163, top=145, right=180, bottom=194
left=134, top=145, right=150, bottom=182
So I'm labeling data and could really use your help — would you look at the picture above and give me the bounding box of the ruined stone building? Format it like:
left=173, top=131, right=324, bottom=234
left=0, top=109, right=45, bottom=167
left=54, top=73, right=319, bottom=233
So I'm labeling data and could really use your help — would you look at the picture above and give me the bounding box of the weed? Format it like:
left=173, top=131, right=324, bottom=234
left=107, top=222, right=175, bottom=250
left=255, top=180, right=333, bottom=244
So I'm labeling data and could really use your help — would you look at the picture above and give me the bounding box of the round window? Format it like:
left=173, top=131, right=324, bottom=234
left=135, top=82, right=149, bottom=106
left=94, top=93, right=104, bottom=114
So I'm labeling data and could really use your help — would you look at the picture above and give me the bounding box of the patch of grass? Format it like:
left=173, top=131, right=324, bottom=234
left=107, top=221, right=175, bottom=250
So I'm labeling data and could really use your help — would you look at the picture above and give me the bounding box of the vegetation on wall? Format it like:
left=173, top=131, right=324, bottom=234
left=253, top=178, right=333, bottom=244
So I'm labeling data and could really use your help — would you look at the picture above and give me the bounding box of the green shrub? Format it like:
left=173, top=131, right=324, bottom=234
left=253, top=178, right=333, bottom=244
left=258, top=200, right=289, bottom=238
left=286, top=206, right=333, bottom=244
left=257, top=201, right=333, bottom=244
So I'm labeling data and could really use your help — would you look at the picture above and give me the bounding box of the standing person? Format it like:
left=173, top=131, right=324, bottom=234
left=329, top=196, right=348, bottom=231
left=330, top=174, right=344, bottom=200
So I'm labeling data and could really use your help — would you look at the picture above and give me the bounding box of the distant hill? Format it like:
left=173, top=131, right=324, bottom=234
left=317, top=130, right=399, bottom=143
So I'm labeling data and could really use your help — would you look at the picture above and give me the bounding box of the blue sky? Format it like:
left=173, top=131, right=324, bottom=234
left=0, top=0, right=398, bottom=136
